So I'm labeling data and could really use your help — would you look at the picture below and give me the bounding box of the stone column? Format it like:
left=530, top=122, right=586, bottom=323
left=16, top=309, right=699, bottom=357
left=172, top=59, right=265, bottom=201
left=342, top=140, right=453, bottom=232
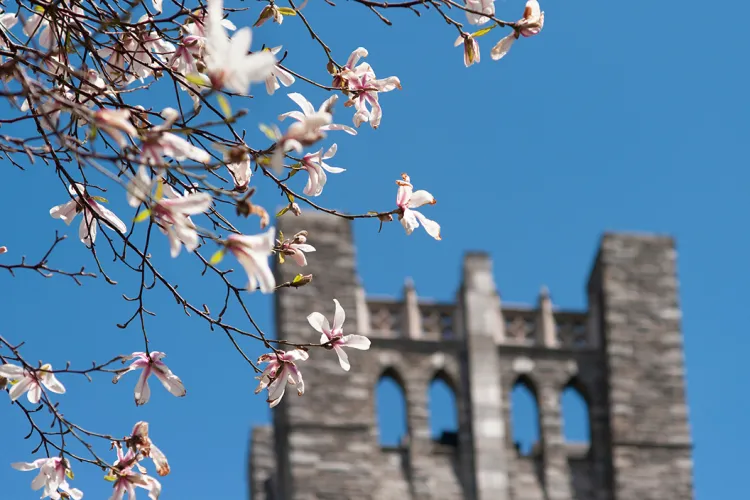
left=539, top=383, right=573, bottom=500
left=459, top=252, right=511, bottom=500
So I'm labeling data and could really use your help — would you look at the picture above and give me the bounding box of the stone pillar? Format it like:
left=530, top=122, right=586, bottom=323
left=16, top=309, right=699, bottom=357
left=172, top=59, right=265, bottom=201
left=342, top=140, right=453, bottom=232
left=355, top=280, right=371, bottom=336
left=591, top=233, right=694, bottom=500
left=273, top=212, right=378, bottom=500
left=459, top=252, right=511, bottom=500
left=535, top=286, right=558, bottom=347
left=403, top=278, right=422, bottom=339
left=539, top=383, right=573, bottom=500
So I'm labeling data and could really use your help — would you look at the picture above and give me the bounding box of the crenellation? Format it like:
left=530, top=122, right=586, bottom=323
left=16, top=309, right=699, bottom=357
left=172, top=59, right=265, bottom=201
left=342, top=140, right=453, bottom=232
left=249, top=216, right=694, bottom=500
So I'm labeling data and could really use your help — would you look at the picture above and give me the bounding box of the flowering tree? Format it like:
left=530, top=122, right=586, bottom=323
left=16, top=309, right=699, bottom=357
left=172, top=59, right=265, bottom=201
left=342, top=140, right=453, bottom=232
left=0, top=0, right=544, bottom=497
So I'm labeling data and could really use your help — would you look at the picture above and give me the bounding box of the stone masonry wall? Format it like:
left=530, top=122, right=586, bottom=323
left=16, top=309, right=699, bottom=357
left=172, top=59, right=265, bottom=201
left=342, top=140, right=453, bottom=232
left=249, top=216, right=695, bottom=500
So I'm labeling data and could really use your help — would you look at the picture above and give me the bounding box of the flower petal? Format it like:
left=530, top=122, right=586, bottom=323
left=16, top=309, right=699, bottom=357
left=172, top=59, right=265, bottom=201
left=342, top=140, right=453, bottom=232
left=0, top=363, right=24, bottom=378
left=306, top=312, right=330, bottom=335
left=41, top=372, right=66, bottom=395
left=490, top=32, right=517, bottom=61
left=342, top=334, right=371, bottom=350
left=333, top=346, right=350, bottom=371
left=332, top=299, right=345, bottom=331
left=414, top=210, right=442, bottom=240
left=135, top=366, right=151, bottom=406
left=407, top=190, right=436, bottom=208
left=287, top=92, right=315, bottom=116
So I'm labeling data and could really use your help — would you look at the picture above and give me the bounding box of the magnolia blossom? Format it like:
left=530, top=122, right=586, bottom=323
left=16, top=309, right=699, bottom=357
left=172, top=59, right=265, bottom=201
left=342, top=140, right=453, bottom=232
left=0, top=11, right=18, bottom=58
left=300, top=144, right=344, bottom=197
left=215, top=145, right=252, bottom=191
left=0, top=363, right=65, bottom=403
left=279, top=93, right=357, bottom=136
left=396, top=173, right=441, bottom=240
left=139, top=108, right=210, bottom=165
left=455, top=33, right=480, bottom=67
left=109, top=448, right=161, bottom=500
left=22, top=7, right=62, bottom=49
left=270, top=93, right=355, bottom=173
left=11, top=457, right=82, bottom=500
left=204, top=0, right=276, bottom=94
left=307, top=299, right=371, bottom=371
left=491, top=0, right=545, bottom=61
left=113, top=351, right=186, bottom=406
left=254, top=4, right=284, bottom=26
left=98, top=16, right=175, bottom=85
left=335, top=48, right=401, bottom=129
left=264, top=46, right=296, bottom=95
left=50, top=184, right=127, bottom=247
left=127, top=168, right=212, bottom=257
left=126, top=422, right=170, bottom=476
left=255, top=349, right=308, bottom=408
left=95, top=109, right=138, bottom=148
left=279, top=231, right=315, bottom=266
left=226, top=228, right=276, bottom=293
left=465, top=0, right=495, bottom=25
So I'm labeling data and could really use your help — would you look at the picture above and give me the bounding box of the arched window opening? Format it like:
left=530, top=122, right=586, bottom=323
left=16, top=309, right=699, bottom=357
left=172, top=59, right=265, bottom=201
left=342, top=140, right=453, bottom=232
left=376, top=370, right=408, bottom=448
left=511, top=376, right=540, bottom=456
left=561, top=380, right=591, bottom=447
left=428, top=372, right=458, bottom=446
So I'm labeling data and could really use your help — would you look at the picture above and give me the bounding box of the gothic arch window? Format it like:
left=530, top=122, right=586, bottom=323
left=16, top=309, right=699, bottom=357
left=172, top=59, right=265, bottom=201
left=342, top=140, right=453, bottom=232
left=428, top=370, right=458, bottom=447
left=510, top=375, right=541, bottom=456
left=561, top=377, right=591, bottom=449
left=376, top=368, right=408, bottom=448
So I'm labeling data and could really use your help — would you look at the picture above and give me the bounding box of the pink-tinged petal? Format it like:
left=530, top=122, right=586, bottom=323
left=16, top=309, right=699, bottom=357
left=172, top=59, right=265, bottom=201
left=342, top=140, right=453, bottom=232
left=287, top=364, right=305, bottom=395
left=162, top=193, right=212, bottom=215
left=287, top=93, right=315, bottom=116
left=396, top=181, right=413, bottom=208
left=11, top=459, right=44, bottom=472
left=150, top=444, right=170, bottom=476
left=400, top=208, right=419, bottom=236
left=407, top=190, right=436, bottom=208
left=79, top=211, right=97, bottom=247
left=332, top=299, right=345, bottom=331
left=342, top=334, right=371, bottom=350
left=454, top=34, right=465, bottom=47
left=30, top=468, right=47, bottom=490
left=306, top=312, right=330, bottom=334
left=26, top=382, right=42, bottom=404
left=490, top=32, right=517, bottom=61
left=285, top=349, right=309, bottom=362
left=291, top=250, right=307, bottom=266
left=333, top=345, right=350, bottom=371
left=320, top=123, right=358, bottom=135
left=60, top=483, right=83, bottom=500
left=345, top=47, right=368, bottom=69
left=277, top=110, right=306, bottom=122
left=40, top=372, right=66, bottom=394
left=293, top=244, right=315, bottom=253
left=267, top=367, right=288, bottom=402
left=50, top=200, right=80, bottom=225
left=166, top=227, right=183, bottom=258
left=152, top=366, right=187, bottom=398
left=414, top=210, right=442, bottom=240
left=134, top=366, right=152, bottom=406
left=235, top=251, right=275, bottom=293
left=89, top=202, right=127, bottom=233
left=320, top=333, right=329, bottom=344
left=275, top=66, right=295, bottom=87
left=319, top=161, right=344, bottom=174
left=0, top=363, right=24, bottom=378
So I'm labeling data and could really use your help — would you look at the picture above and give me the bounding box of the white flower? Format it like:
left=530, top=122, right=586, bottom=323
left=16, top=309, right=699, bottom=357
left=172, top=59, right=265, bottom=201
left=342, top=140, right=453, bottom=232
left=264, top=46, right=296, bottom=95
left=255, top=349, right=308, bottom=408
left=300, top=144, right=344, bottom=197
left=226, top=228, right=276, bottom=293
left=307, top=299, right=371, bottom=371
left=95, top=109, right=138, bottom=148
left=126, top=422, right=170, bottom=477
left=0, top=363, right=65, bottom=403
left=395, top=173, right=441, bottom=240
left=204, top=0, right=276, bottom=94
left=50, top=184, right=127, bottom=247
left=113, top=351, right=186, bottom=406
left=11, top=457, right=83, bottom=500
left=139, top=108, right=211, bottom=166
left=279, top=93, right=357, bottom=136
left=465, top=0, right=495, bottom=25
left=279, top=231, right=315, bottom=266
left=109, top=448, right=161, bottom=500
left=490, top=0, right=545, bottom=61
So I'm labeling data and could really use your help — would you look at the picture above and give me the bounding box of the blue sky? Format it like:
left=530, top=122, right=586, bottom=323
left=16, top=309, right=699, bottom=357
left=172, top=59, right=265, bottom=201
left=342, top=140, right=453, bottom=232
left=2, top=0, right=749, bottom=499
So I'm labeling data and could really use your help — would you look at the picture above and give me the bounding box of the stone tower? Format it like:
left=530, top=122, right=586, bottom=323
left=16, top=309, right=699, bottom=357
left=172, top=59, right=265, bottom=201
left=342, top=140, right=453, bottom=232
left=249, top=213, right=694, bottom=500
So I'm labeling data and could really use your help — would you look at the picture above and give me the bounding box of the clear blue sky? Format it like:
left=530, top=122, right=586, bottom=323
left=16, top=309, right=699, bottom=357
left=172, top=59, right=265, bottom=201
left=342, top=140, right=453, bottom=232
left=2, top=0, right=748, bottom=498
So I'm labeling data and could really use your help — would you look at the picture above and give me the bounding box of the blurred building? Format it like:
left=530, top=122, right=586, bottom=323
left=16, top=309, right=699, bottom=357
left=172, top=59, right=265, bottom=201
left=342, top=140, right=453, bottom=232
left=249, top=213, right=694, bottom=500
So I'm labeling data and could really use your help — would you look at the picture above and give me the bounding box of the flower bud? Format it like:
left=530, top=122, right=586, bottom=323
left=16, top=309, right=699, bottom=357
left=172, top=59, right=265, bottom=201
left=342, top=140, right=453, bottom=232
left=293, top=230, right=308, bottom=244
left=291, top=273, right=313, bottom=287
left=290, top=202, right=302, bottom=216
left=0, top=246, right=6, bottom=255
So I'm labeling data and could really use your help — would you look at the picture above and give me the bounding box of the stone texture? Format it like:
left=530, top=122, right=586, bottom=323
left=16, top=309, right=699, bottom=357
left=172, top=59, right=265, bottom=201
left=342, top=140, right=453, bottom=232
left=249, top=217, right=694, bottom=500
